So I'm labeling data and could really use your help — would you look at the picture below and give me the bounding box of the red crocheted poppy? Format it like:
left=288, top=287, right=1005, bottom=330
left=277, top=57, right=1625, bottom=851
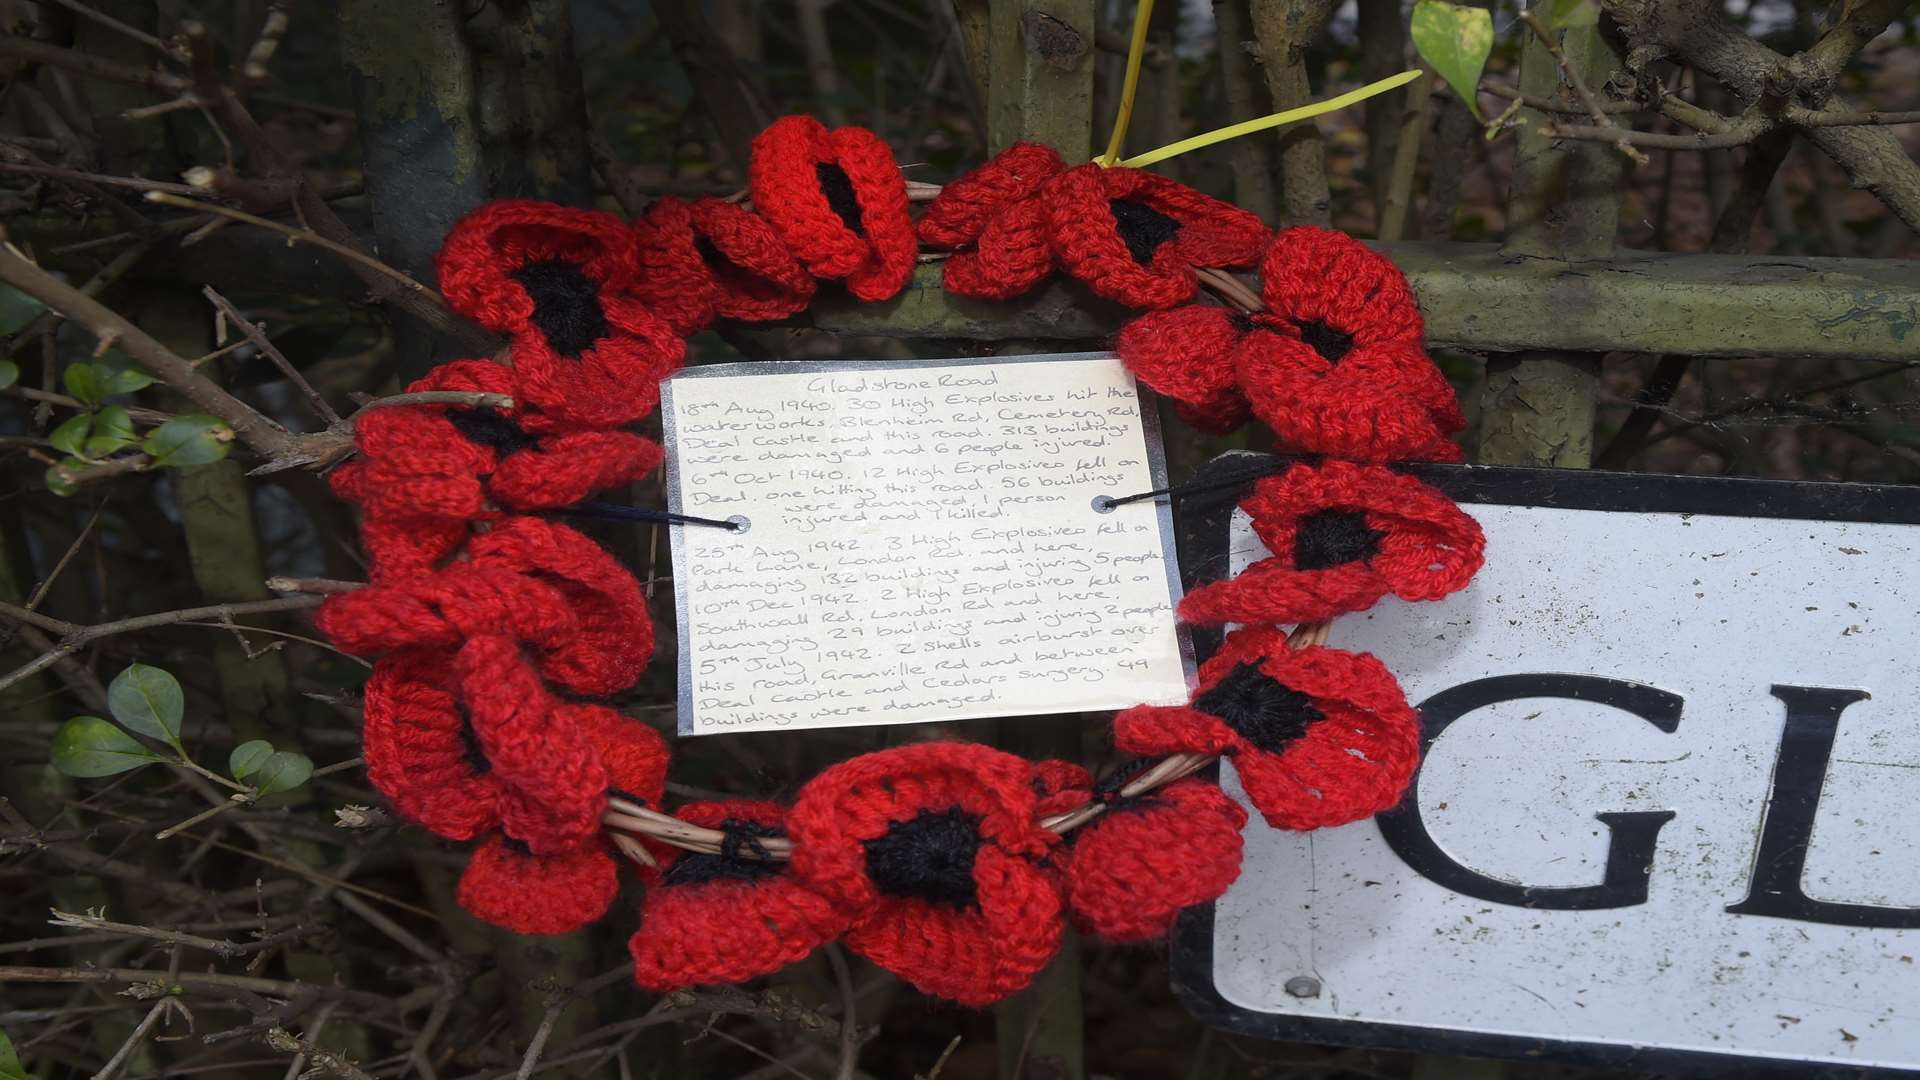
left=458, top=832, right=619, bottom=936
left=629, top=800, right=853, bottom=991
left=435, top=200, right=684, bottom=430
left=1045, top=163, right=1268, bottom=310
left=918, top=141, right=1066, bottom=250
left=1062, top=778, right=1246, bottom=942
left=1118, top=227, right=1465, bottom=459
left=1179, top=459, right=1484, bottom=627
left=785, top=742, right=1065, bottom=1006
left=333, top=360, right=662, bottom=524
left=359, top=650, right=606, bottom=852
left=1029, top=758, right=1093, bottom=818
left=1113, top=304, right=1252, bottom=433
left=1114, top=628, right=1420, bottom=831
left=748, top=116, right=915, bottom=302
left=462, top=517, right=652, bottom=696
left=571, top=705, right=670, bottom=808
left=319, top=518, right=651, bottom=698
left=918, top=142, right=1066, bottom=301
left=631, top=196, right=816, bottom=334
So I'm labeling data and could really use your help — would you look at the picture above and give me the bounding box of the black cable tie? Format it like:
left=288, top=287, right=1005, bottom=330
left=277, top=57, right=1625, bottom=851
left=1096, top=456, right=1312, bottom=512
left=555, top=500, right=746, bottom=532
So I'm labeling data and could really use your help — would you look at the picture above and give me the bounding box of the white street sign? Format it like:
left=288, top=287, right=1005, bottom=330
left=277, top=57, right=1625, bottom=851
left=1174, top=455, right=1920, bottom=1077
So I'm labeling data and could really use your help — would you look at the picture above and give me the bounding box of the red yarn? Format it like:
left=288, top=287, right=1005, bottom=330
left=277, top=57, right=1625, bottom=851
left=571, top=705, right=670, bottom=807
left=1063, top=779, right=1246, bottom=942
left=435, top=200, right=639, bottom=334
left=748, top=116, right=915, bottom=301
left=1114, top=628, right=1421, bottom=831
left=786, top=742, right=1064, bottom=1006
left=629, top=800, right=853, bottom=990
left=502, top=299, right=684, bottom=432
left=631, top=196, right=816, bottom=334
left=1046, top=163, right=1268, bottom=310
left=332, top=359, right=662, bottom=526
left=359, top=650, right=504, bottom=842
left=1178, top=459, right=1485, bottom=627
left=1113, top=305, right=1252, bottom=434
left=1116, top=226, right=1465, bottom=460
left=457, top=832, right=619, bottom=936
left=1029, top=758, right=1093, bottom=818
left=917, top=141, right=1065, bottom=250
left=319, top=518, right=651, bottom=698
left=463, top=517, right=653, bottom=696
left=434, top=199, right=684, bottom=430
left=918, top=142, right=1066, bottom=299
left=450, top=635, right=607, bottom=852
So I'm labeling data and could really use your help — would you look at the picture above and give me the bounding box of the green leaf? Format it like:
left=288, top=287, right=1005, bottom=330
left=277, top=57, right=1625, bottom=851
left=0, top=360, right=18, bottom=391
left=1411, top=0, right=1494, bottom=121
left=108, top=663, right=185, bottom=748
left=48, top=414, right=92, bottom=456
left=252, top=751, right=313, bottom=795
left=141, top=415, right=231, bottom=468
left=0, top=284, right=44, bottom=336
left=95, top=350, right=154, bottom=394
left=230, top=740, right=275, bottom=780
left=86, top=405, right=138, bottom=453
left=43, top=459, right=83, bottom=497
left=0, top=1027, right=37, bottom=1080
left=62, top=363, right=105, bottom=405
left=1541, top=0, right=1598, bottom=28
left=52, top=717, right=162, bottom=778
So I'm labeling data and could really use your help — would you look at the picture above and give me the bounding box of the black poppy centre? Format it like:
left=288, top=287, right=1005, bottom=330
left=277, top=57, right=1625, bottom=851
left=1193, top=661, right=1324, bottom=754
left=864, top=807, right=983, bottom=909
left=1292, top=508, right=1385, bottom=570
left=511, top=259, right=610, bottom=358
left=1109, top=199, right=1180, bottom=265
left=816, top=163, right=866, bottom=235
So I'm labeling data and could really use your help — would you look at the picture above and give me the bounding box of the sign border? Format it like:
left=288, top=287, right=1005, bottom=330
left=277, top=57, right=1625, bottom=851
left=661, top=352, right=1193, bottom=736
left=1168, top=450, right=1920, bottom=1080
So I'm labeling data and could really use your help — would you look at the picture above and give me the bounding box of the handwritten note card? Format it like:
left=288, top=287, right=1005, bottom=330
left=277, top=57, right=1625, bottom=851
left=663, top=354, right=1192, bottom=735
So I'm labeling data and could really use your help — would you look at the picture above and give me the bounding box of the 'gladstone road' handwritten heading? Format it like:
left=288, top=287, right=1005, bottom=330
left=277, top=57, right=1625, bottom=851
left=664, top=356, right=1191, bottom=734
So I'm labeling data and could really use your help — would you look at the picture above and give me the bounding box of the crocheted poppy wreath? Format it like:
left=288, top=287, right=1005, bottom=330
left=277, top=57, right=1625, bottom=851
left=317, top=115, right=1488, bottom=1007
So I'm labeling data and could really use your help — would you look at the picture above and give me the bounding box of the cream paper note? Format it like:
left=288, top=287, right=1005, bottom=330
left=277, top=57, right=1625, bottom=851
left=664, top=354, right=1192, bottom=734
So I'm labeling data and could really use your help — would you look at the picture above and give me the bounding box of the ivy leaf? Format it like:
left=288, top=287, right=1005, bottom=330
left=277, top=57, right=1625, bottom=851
left=86, top=405, right=138, bottom=454
left=48, top=415, right=93, bottom=457
left=52, top=717, right=162, bottom=778
left=253, top=751, right=314, bottom=796
left=0, top=284, right=44, bottom=336
left=95, top=350, right=154, bottom=394
left=108, top=663, right=185, bottom=749
left=63, top=363, right=105, bottom=405
left=230, top=740, right=275, bottom=780
left=141, top=415, right=232, bottom=468
left=1542, top=0, right=1598, bottom=28
left=0, top=360, right=18, bottom=391
left=1411, top=0, right=1494, bottom=121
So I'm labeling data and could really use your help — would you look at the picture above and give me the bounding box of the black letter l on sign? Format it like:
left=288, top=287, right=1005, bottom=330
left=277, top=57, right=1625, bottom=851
left=1725, top=685, right=1920, bottom=929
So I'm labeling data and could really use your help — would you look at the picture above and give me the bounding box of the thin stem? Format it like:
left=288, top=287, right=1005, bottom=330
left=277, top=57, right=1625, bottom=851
left=203, top=287, right=342, bottom=425
left=143, top=193, right=453, bottom=315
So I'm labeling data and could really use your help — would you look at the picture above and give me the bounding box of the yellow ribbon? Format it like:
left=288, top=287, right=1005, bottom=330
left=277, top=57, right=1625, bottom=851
left=1098, top=0, right=1158, bottom=166
left=1117, top=68, right=1426, bottom=170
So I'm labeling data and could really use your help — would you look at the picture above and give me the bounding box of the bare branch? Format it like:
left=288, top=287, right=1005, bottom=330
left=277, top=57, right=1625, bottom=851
left=0, top=245, right=295, bottom=456
left=0, top=34, right=189, bottom=94
left=202, top=287, right=342, bottom=425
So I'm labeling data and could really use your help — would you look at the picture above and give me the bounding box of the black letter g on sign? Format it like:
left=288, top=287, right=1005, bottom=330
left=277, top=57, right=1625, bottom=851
left=1375, top=674, right=1681, bottom=910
